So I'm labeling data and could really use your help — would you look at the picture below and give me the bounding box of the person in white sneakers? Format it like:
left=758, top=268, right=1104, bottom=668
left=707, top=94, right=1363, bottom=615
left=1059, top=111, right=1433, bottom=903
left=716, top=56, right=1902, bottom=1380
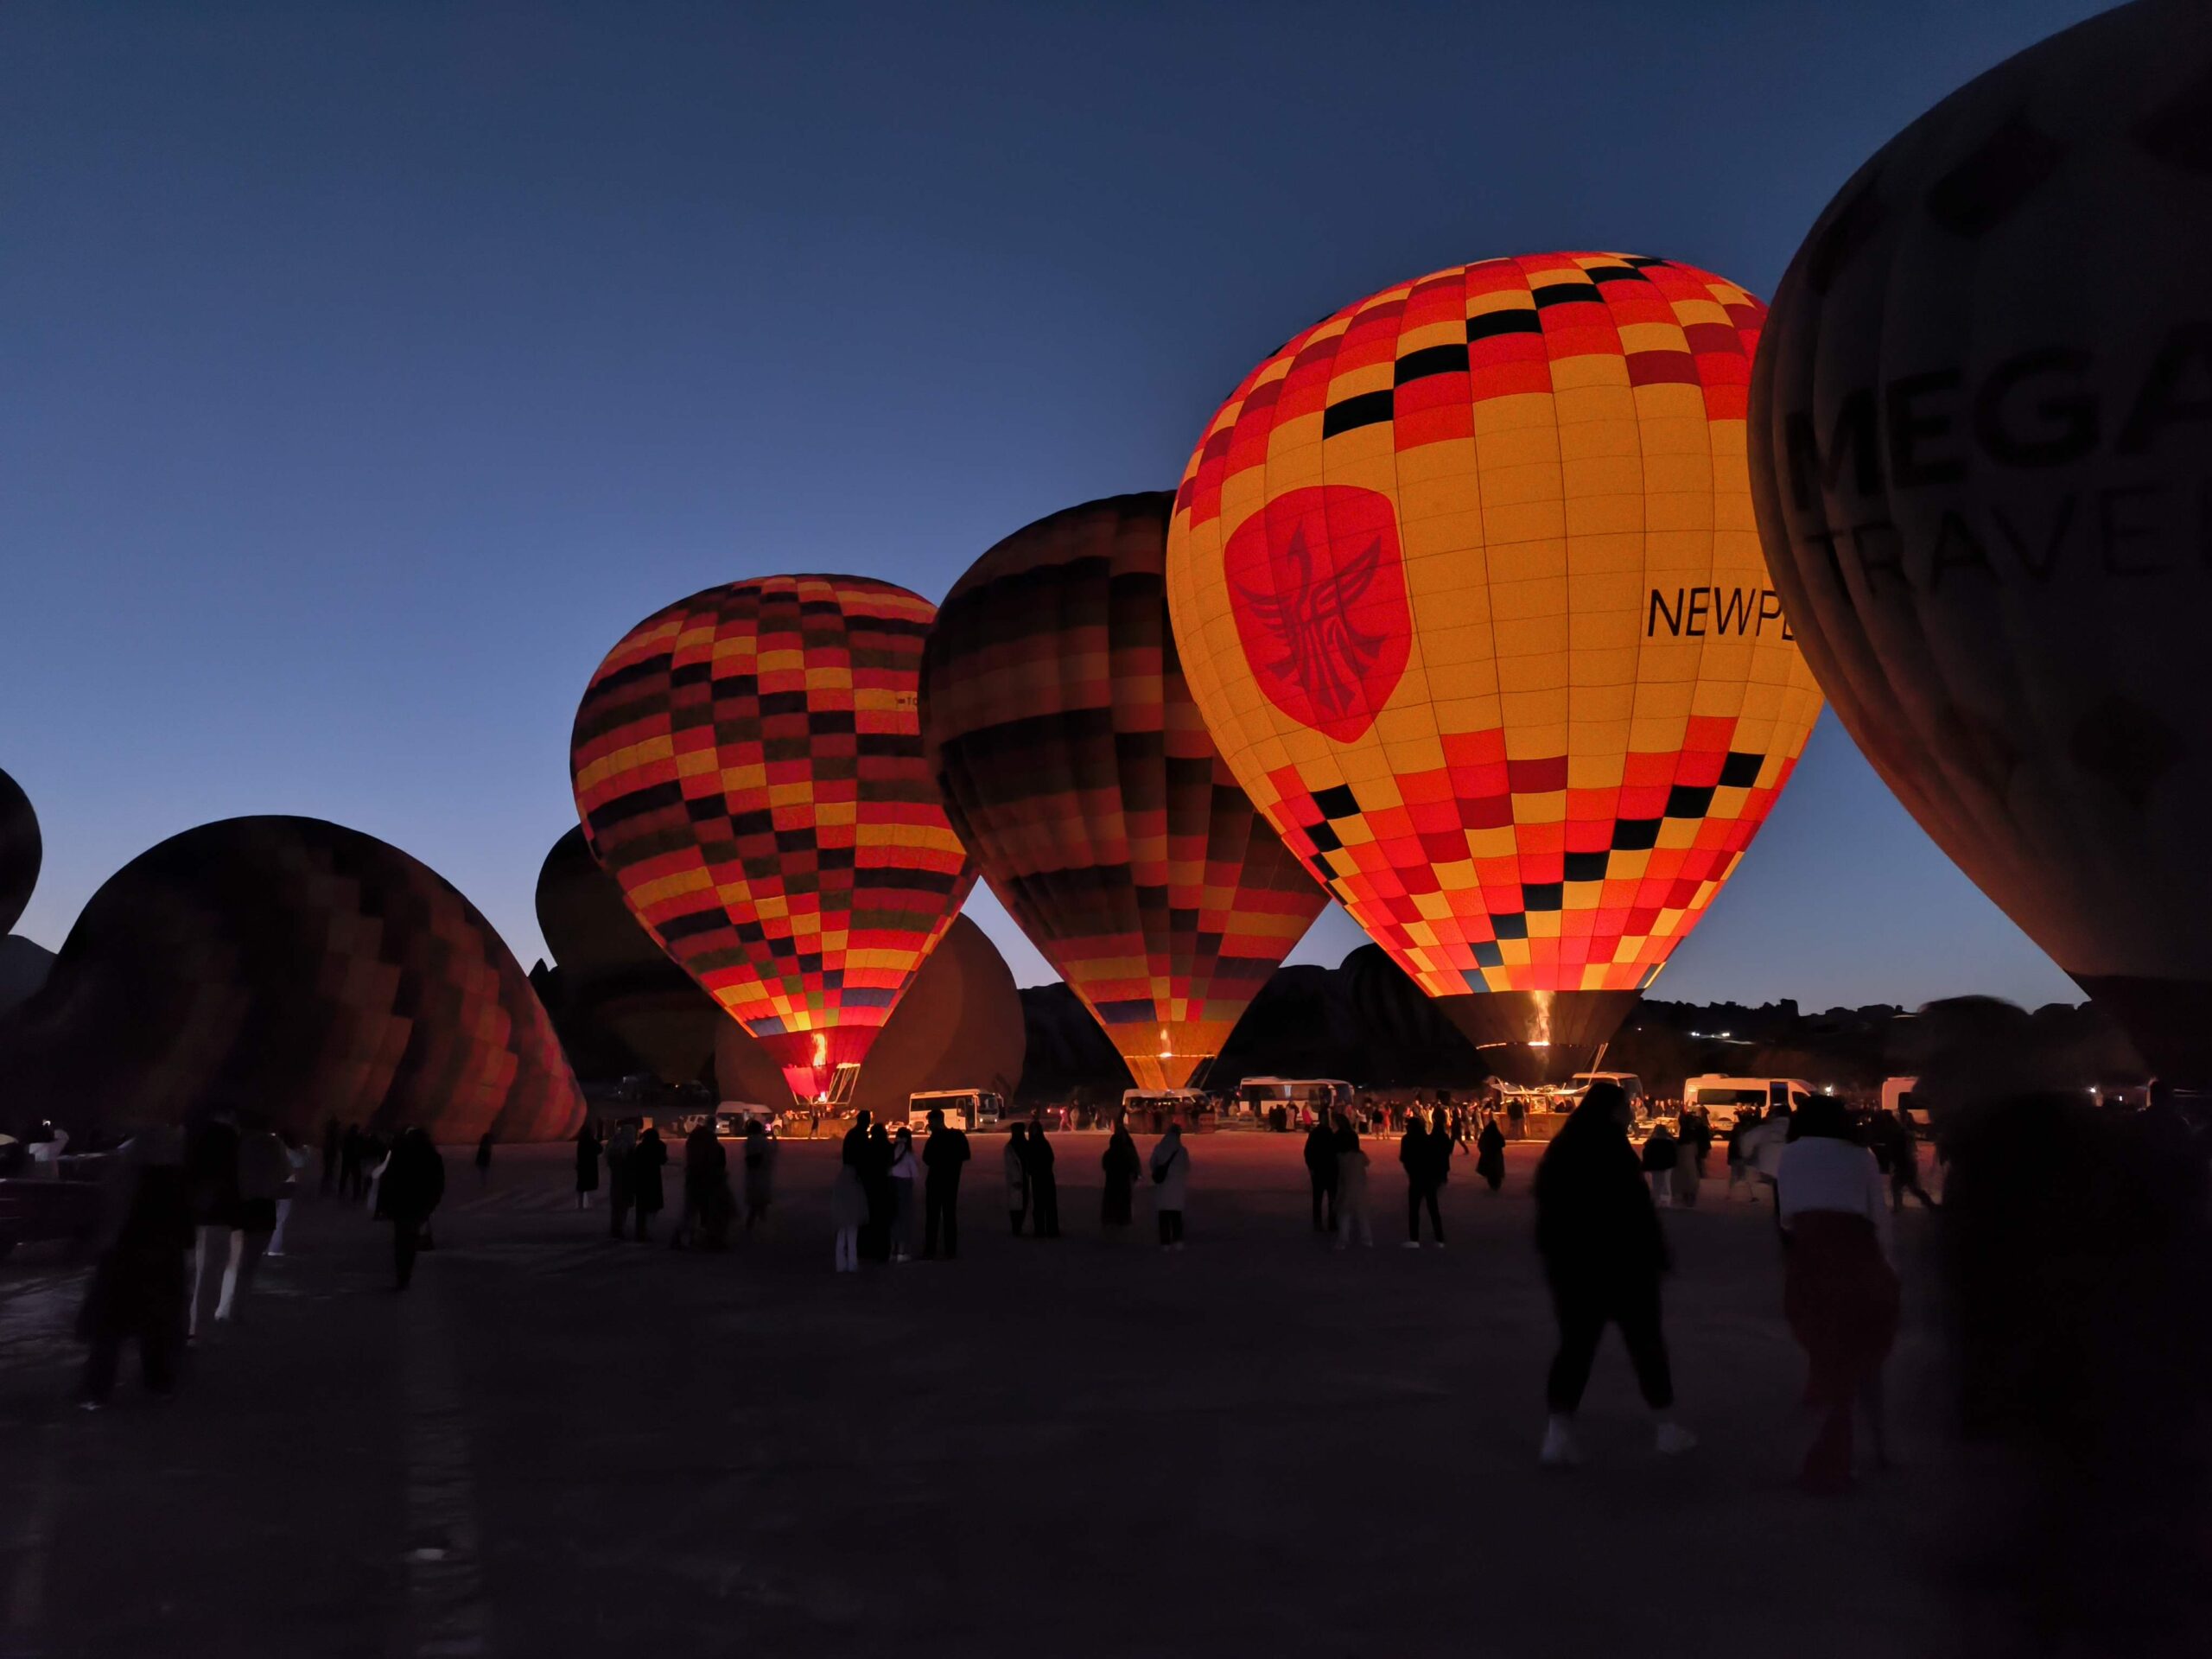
left=1533, top=1082, right=1695, bottom=1466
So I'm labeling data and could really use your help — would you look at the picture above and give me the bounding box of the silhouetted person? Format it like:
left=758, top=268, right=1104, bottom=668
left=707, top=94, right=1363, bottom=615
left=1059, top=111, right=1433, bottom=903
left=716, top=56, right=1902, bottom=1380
left=1885, top=1109, right=1936, bottom=1211
left=381, top=1128, right=446, bottom=1291
left=1004, top=1122, right=1030, bottom=1235
left=1534, top=1083, right=1694, bottom=1466
left=1150, top=1124, right=1189, bottom=1249
left=1940, top=1087, right=2211, bottom=1656
left=1777, top=1096, right=1897, bottom=1492
left=1101, top=1117, right=1140, bottom=1228
left=474, top=1131, right=494, bottom=1187
left=79, top=1127, right=193, bottom=1408
left=860, top=1122, right=894, bottom=1262
left=921, top=1108, right=968, bottom=1257
left=1023, top=1116, right=1060, bottom=1238
left=677, top=1119, right=730, bottom=1249
left=218, top=1116, right=289, bottom=1324
left=606, top=1121, right=637, bottom=1236
left=1400, top=1113, right=1445, bottom=1247
left=832, top=1118, right=868, bottom=1273
left=1303, top=1113, right=1338, bottom=1232
left=183, top=1106, right=242, bottom=1341
left=321, top=1116, right=340, bottom=1196
left=1640, top=1122, right=1679, bottom=1209
left=339, top=1123, right=365, bottom=1198
left=629, top=1125, right=667, bottom=1242
left=1476, top=1116, right=1506, bottom=1192
left=742, top=1119, right=776, bottom=1230
left=575, top=1122, right=601, bottom=1211
left=1333, top=1115, right=1373, bottom=1249
left=1675, top=1109, right=1711, bottom=1208
left=888, top=1128, right=918, bottom=1262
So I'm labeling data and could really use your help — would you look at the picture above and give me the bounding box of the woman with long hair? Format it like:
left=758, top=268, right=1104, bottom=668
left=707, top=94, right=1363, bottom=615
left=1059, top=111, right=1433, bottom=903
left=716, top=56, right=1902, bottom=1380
left=1534, top=1083, right=1695, bottom=1467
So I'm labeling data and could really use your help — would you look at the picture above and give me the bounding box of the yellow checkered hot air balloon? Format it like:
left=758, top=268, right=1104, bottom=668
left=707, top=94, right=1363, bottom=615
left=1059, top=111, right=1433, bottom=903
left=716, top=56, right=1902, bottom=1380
left=1166, top=252, right=1823, bottom=1081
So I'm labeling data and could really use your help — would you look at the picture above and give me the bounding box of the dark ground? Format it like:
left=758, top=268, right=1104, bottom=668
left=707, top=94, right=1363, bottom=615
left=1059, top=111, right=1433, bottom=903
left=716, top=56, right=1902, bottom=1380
left=1, top=1134, right=1972, bottom=1659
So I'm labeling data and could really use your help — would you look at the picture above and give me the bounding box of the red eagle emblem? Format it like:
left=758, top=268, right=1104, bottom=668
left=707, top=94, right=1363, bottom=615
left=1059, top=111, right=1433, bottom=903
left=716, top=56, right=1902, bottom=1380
left=1224, top=486, right=1410, bottom=742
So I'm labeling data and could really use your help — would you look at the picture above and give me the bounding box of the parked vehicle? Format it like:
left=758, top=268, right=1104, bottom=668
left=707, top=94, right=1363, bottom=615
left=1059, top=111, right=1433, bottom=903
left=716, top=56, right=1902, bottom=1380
left=1233, top=1077, right=1354, bottom=1127
left=1682, top=1075, right=1817, bottom=1133
left=1880, top=1076, right=1929, bottom=1130
left=906, top=1089, right=1001, bottom=1131
left=715, top=1102, right=781, bottom=1136
left=0, top=1159, right=108, bottom=1262
left=1567, top=1071, right=1649, bottom=1116
left=1122, top=1088, right=1214, bottom=1131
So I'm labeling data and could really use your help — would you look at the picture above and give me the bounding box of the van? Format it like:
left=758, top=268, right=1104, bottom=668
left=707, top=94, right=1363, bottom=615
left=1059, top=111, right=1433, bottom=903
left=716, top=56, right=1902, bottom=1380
left=715, top=1102, right=779, bottom=1137
left=907, top=1089, right=1001, bottom=1132
left=1567, top=1072, right=1647, bottom=1116
left=1121, top=1088, right=1214, bottom=1131
left=1233, top=1077, right=1354, bottom=1126
left=1880, top=1077, right=1929, bottom=1131
left=1681, top=1076, right=1817, bottom=1133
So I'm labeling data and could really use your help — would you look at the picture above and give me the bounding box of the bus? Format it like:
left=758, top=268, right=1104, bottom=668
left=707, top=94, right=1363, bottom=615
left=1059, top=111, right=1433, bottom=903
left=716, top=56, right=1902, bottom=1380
left=1234, top=1077, right=1355, bottom=1128
left=907, top=1089, right=1001, bottom=1131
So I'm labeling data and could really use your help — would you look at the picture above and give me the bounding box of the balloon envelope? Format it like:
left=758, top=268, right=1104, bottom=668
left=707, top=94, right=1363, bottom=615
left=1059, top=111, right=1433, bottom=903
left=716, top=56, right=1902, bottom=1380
left=1168, top=252, right=1823, bottom=1080
left=0, top=817, right=584, bottom=1141
left=0, top=767, right=38, bottom=936
left=571, top=575, right=976, bottom=1102
left=1748, top=0, right=2212, bottom=1082
left=920, top=494, right=1326, bottom=1091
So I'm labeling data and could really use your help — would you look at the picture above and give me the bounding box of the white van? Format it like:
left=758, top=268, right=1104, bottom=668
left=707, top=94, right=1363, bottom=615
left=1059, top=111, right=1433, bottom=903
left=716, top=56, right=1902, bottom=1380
left=1122, top=1088, right=1214, bottom=1130
left=1880, top=1077, right=1929, bottom=1130
left=908, top=1089, right=1001, bottom=1132
left=1681, top=1076, right=1816, bottom=1133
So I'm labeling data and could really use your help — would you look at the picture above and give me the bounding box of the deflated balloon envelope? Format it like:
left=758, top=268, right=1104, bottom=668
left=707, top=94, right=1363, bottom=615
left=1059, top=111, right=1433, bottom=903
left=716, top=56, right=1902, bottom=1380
left=1166, top=252, right=1824, bottom=1082
left=570, top=575, right=976, bottom=1103
left=0, top=816, right=585, bottom=1141
left=919, top=493, right=1326, bottom=1092
left=0, top=767, right=39, bottom=936
left=1748, top=0, right=2212, bottom=1082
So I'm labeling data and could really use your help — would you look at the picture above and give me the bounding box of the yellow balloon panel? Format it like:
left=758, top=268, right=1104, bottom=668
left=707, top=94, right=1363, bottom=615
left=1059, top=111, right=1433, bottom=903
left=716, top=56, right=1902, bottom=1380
left=1166, top=252, right=1822, bottom=1000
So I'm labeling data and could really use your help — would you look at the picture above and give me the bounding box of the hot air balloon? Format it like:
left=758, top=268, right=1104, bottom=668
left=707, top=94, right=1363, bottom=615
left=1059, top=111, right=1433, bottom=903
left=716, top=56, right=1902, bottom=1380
left=919, top=494, right=1327, bottom=1091
left=570, top=575, right=976, bottom=1103
left=714, top=912, right=1026, bottom=1119
left=1749, top=0, right=2212, bottom=1084
left=1167, top=253, right=1824, bottom=1082
left=535, top=825, right=727, bottom=1087
left=0, top=767, right=38, bottom=936
left=0, top=817, right=584, bottom=1141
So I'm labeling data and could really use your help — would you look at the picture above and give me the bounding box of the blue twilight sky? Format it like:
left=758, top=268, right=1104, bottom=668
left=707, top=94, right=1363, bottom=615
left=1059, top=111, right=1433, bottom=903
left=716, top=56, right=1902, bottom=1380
left=2, top=1, right=2101, bottom=1011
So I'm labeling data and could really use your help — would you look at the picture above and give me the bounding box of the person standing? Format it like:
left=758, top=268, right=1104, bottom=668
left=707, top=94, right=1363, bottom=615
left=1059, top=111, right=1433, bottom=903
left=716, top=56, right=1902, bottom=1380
left=1675, top=1109, right=1710, bottom=1209
left=320, top=1116, right=340, bottom=1197
left=1004, top=1122, right=1031, bottom=1235
left=1334, top=1115, right=1374, bottom=1249
left=676, top=1118, right=728, bottom=1249
left=1401, top=1111, right=1445, bottom=1248
left=1023, top=1117, right=1060, bottom=1239
left=888, top=1128, right=919, bottom=1262
left=1505, top=1093, right=1527, bottom=1141
left=742, top=1119, right=777, bottom=1230
left=831, top=1126, right=867, bottom=1273
left=1303, top=1112, right=1338, bottom=1234
left=1149, top=1124, right=1190, bottom=1249
left=629, top=1124, right=668, bottom=1242
left=78, top=1127, right=194, bottom=1408
left=1640, top=1122, right=1680, bottom=1209
left=1100, top=1116, right=1141, bottom=1229
left=1726, top=1107, right=1759, bottom=1201
left=381, top=1128, right=446, bottom=1291
left=339, top=1122, right=365, bottom=1199
left=860, top=1122, right=895, bottom=1262
left=1887, top=1110, right=1936, bottom=1212
left=607, top=1121, right=637, bottom=1237
left=217, top=1116, right=289, bottom=1323
left=269, top=1133, right=310, bottom=1255
left=575, top=1121, right=602, bottom=1211
left=474, top=1131, right=494, bottom=1188
left=1534, top=1083, right=1695, bottom=1467
left=921, top=1107, right=968, bottom=1258
left=1476, top=1114, right=1507, bottom=1192
left=1776, top=1096, right=1899, bottom=1493
left=183, top=1106, right=243, bottom=1341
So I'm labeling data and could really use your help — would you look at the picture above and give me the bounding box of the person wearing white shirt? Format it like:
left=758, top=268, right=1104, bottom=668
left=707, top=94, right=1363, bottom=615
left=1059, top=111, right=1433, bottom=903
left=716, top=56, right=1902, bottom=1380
left=1775, top=1101, right=1900, bottom=1493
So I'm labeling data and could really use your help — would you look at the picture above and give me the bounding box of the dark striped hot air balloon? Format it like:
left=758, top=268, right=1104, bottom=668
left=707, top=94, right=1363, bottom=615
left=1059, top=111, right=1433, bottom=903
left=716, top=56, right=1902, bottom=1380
left=570, top=575, right=975, bottom=1103
left=0, top=767, right=38, bottom=936
left=0, top=817, right=584, bottom=1141
left=1750, top=0, right=2212, bottom=1084
left=919, top=494, right=1327, bottom=1092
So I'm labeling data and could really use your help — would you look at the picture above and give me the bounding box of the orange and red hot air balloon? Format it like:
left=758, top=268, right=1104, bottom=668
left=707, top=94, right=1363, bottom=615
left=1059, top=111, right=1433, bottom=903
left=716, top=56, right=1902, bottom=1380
left=1167, top=252, right=1824, bottom=1081
left=570, top=575, right=975, bottom=1103
left=919, top=494, right=1327, bottom=1092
